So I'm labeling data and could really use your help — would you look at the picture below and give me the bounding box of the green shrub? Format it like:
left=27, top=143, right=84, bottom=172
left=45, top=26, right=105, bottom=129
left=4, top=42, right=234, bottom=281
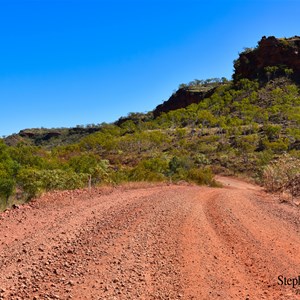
left=110, top=168, right=130, bottom=184
left=68, top=154, right=111, bottom=184
left=187, top=167, right=216, bottom=186
left=142, top=157, right=169, bottom=175
left=168, top=156, right=194, bottom=175
left=0, top=174, right=15, bottom=207
left=194, top=153, right=211, bottom=165
left=63, top=171, right=88, bottom=189
left=263, top=138, right=289, bottom=153
left=17, top=168, right=44, bottom=200
left=17, top=168, right=89, bottom=200
left=40, top=169, right=88, bottom=191
left=124, top=157, right=172, bottom=182
left=263, top=124, right=282, bottom=141
left=256, top=150, right=274, bottom=166
left=128, top=164, right=166, bottom=182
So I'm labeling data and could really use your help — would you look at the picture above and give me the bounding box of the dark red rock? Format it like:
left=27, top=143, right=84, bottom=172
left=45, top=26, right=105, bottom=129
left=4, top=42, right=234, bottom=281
left=153, top=87, right=216, bottom=118
left=233, top=36, right=300, bottom=83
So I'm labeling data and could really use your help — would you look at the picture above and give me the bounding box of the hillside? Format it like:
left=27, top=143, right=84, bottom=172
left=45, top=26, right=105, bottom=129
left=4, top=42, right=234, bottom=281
left=1, top=35, right=300, bottom=209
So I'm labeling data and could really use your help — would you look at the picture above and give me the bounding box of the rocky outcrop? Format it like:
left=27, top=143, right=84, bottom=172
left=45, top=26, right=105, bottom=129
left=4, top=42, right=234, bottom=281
left=153, top=87, right=216, bottom=118
left=19, top=129, right=62, bottom=140
left=5, top=126, right=102, bottom=147
left=19, top=130, right=37, bottom=138
left=233, top=36, right=300, bottom=83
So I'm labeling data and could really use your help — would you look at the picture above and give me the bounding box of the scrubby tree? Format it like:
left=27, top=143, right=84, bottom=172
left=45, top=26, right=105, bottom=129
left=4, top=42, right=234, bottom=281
left=0, top=173, right=15, bottom=206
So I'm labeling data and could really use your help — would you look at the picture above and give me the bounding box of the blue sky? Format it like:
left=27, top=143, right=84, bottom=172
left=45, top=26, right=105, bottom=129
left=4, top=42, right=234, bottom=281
left=0, top=0, right=300, bottom=136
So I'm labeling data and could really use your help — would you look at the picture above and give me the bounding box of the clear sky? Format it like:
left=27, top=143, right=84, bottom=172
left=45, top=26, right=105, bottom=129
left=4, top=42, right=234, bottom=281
left=0, top=0, right=300, bottom=136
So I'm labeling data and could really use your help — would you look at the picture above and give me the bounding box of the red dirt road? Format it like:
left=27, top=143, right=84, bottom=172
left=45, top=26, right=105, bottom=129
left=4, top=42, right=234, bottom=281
left=1, top=178, right=300, bottom=299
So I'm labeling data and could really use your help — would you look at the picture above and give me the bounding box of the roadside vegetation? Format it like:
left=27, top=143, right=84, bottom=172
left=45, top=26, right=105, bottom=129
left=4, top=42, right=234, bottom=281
left=263, top=154, right=300, bottom=199
left=2, top=74, right=300, bottom=209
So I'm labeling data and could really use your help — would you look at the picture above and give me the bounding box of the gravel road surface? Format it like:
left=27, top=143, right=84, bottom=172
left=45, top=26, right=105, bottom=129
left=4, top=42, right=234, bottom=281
left=1, top=178, right=300, bottom=299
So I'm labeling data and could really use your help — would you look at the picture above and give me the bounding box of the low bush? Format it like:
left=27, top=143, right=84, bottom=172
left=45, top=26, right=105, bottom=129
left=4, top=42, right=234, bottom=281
left=128, top=165, right=166, bottom=182
left=17, top=168, right=44, bottom=200
left=0, top=175, right=15, bottom=207
left=187, top=167, right=217, bottom=186
left=263, top=154, right=300, bottom=193
left=17, top=168, right=89, bottom=200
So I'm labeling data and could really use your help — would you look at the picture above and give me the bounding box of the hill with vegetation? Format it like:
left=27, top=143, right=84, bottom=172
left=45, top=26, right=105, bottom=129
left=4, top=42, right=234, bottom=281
left=1, top=35, right=300, bottom=210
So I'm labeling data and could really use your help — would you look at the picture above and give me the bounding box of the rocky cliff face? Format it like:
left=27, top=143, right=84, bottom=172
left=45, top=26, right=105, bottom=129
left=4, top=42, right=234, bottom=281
left=233, top=36, right=300, bottom=83
left=153, top=87, right=216, bottom=118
